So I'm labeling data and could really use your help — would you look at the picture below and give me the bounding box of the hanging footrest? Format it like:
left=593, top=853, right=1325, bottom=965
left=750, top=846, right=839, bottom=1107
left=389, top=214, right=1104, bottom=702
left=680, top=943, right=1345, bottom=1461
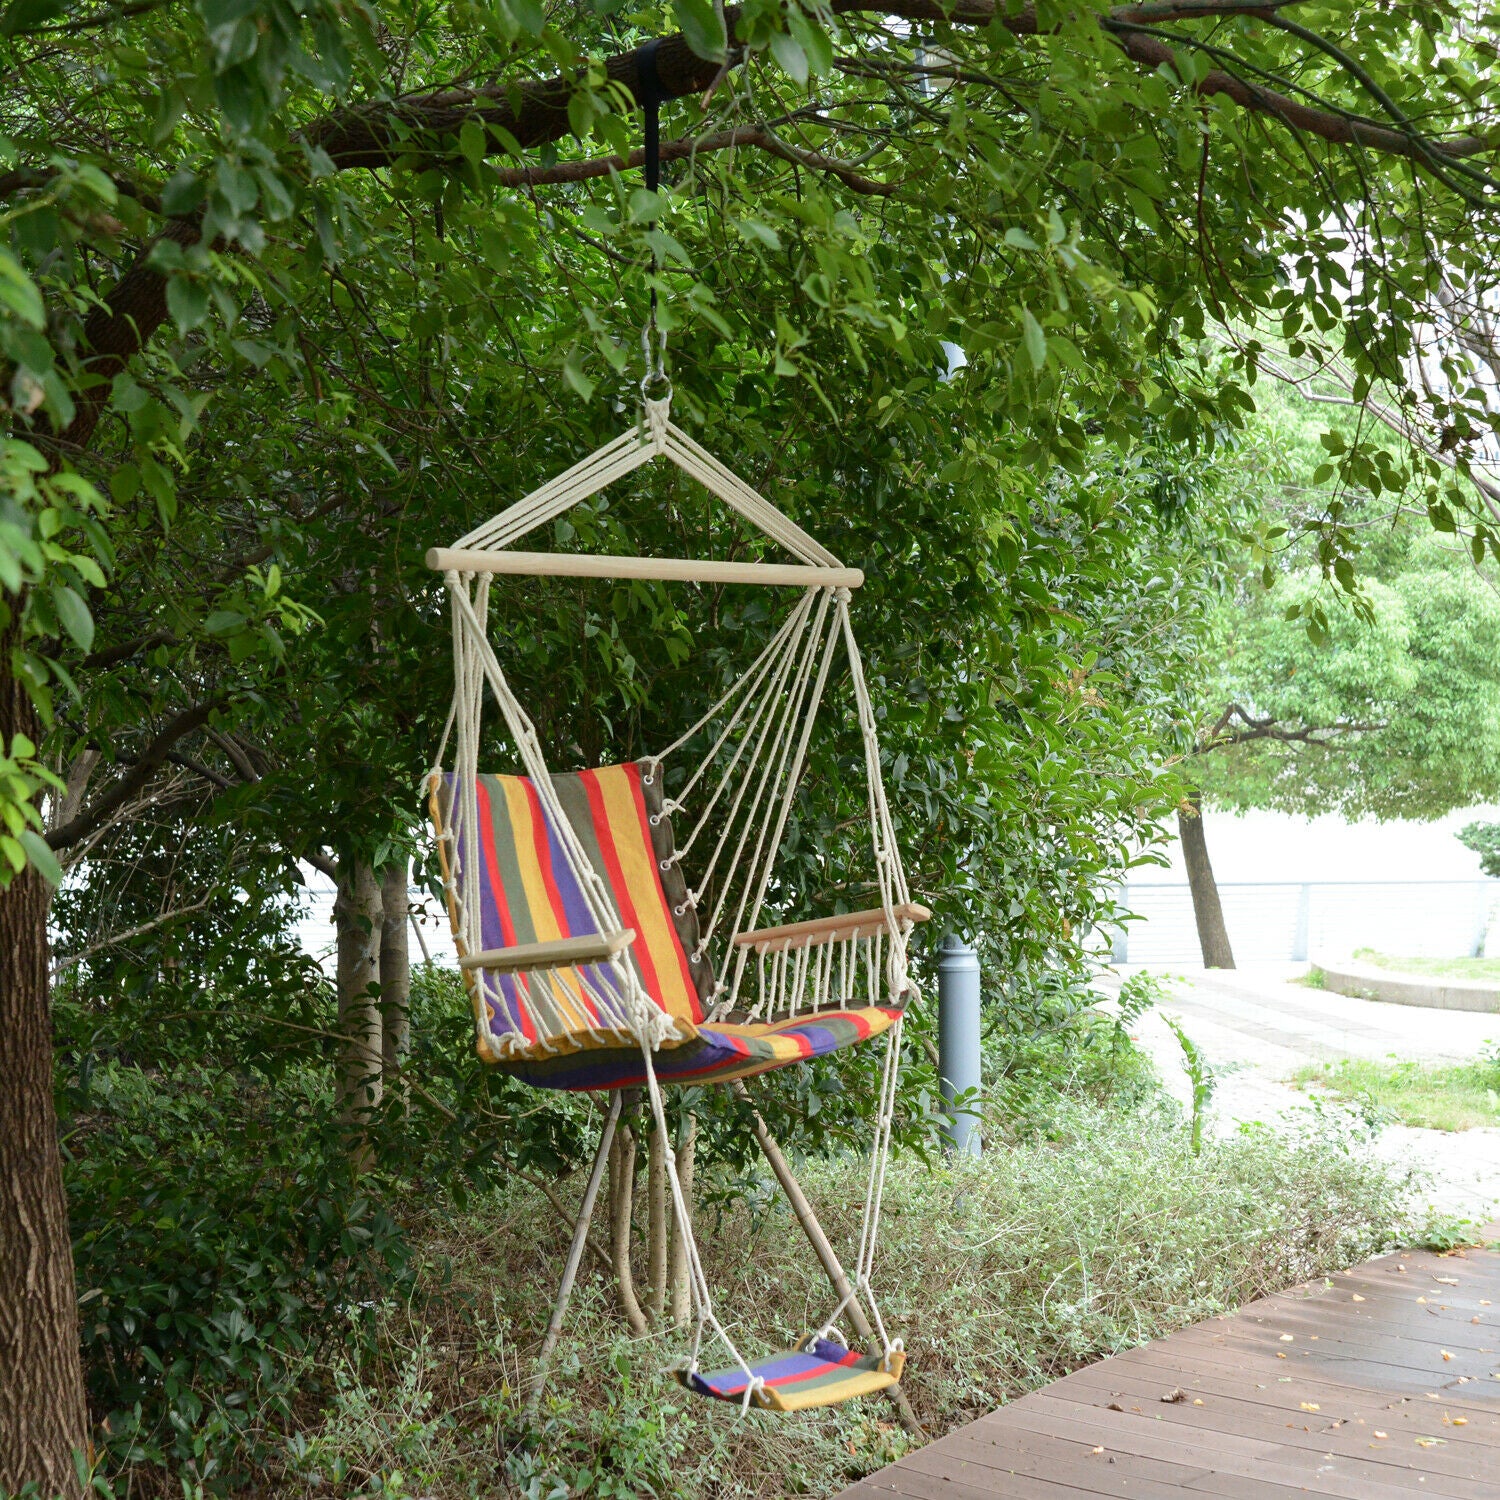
left=675, top=1336, right=905, bottom=1413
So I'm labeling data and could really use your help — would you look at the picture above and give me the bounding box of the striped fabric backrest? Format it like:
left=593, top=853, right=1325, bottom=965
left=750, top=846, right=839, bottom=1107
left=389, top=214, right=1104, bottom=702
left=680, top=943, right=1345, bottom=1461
left=436, top=763, right=711, bottom=1048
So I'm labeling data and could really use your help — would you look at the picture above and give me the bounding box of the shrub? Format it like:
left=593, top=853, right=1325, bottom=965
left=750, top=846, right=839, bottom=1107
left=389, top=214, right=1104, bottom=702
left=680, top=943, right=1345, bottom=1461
left=64, top=1061, right=413, bottom=1492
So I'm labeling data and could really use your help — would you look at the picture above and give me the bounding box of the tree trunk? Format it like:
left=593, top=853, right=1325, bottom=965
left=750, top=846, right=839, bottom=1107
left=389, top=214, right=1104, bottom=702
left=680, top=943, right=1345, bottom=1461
left=668, top=1113, right=696, bottom=1330
left=607, top=1094, right=647, bottom=1336
left=1179, top=789, right=1235, bottom=969
left=334, top=858, right=383, bottom=1170
left=646, top=1119, right=669, bottom=1325
left=378, top=859, right=410, bottom=1095
left=0, top=639, right=88, bottom=1497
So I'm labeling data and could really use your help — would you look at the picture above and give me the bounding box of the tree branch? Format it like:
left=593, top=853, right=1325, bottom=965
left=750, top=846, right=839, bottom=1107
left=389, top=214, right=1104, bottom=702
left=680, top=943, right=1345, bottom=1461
left=45, top=0, right=1493, bottom=469
left=47, top=698, right=220, bottom=849
left=1200, top=701, right=1381, bottom=750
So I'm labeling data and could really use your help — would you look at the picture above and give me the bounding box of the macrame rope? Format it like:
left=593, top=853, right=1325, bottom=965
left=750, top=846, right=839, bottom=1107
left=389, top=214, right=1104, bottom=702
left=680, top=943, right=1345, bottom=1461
left=432, top=378, right=924, bottom=1392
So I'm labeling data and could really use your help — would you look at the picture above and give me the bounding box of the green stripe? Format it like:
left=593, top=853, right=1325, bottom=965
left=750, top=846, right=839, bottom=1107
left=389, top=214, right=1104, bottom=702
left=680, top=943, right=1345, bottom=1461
left=480, top=775, right=539, bottom=946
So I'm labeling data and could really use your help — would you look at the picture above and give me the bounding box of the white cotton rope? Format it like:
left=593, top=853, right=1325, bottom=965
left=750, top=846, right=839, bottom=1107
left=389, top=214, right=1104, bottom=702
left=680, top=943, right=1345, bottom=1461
left=432, top=388, right=922, bottom=1386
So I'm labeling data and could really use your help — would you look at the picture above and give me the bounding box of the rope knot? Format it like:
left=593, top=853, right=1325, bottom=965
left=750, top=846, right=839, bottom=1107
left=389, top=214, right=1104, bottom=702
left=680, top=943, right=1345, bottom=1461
left=644, top=394, right=671, bottom=452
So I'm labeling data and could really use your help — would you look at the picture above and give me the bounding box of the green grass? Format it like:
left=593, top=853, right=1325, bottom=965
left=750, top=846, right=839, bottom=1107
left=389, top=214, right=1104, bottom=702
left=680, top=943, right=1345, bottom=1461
left=1352, top=948, right=1500, bottom=982
left=265, top=1100, right=1419, bottom=1500
left=1291, top=1055, right=1500, bottom=1131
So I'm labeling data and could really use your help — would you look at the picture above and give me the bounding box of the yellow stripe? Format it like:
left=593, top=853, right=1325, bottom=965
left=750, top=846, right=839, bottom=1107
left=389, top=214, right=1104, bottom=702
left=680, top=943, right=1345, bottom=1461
left=594, top=766, right=698, bottom=1025
left=501, top=777, right=593, bottom=1036
left=761, top=1369, right=897, bottom=1413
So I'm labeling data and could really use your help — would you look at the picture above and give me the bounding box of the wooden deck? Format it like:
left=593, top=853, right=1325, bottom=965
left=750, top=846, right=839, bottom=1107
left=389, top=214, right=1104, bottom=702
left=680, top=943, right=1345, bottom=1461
left=838, top=1244, right=1500, bottom=1499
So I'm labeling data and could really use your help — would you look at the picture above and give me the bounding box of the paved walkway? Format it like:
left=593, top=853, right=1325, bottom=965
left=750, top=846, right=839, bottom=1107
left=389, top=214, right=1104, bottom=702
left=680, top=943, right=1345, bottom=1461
left=838, top=1243, right=1500, bottom=1499
left=1098, top=966, right=1500, bottom=1222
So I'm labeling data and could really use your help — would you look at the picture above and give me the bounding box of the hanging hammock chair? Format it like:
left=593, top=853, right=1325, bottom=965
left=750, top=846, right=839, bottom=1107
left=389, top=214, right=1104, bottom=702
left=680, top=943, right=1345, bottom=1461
left=426, top=393, right=927, bottom=1415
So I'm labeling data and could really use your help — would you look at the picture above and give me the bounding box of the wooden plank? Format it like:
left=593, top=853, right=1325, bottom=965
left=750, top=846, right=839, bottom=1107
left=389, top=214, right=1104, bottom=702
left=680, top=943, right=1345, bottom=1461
left=906, top=1420, right=1494, bottom=1498
left=1043, top=1370, right=1499, bottom=1483
left=426, top=545, right=864, bottom=589
left=1058, top=1349, right=1500, bottom=1449
left=732, top=901, right=932, bottom=951
left=836, top=1246, right=1500, bottom=1500
left=458, top=928, right=635, bottom=973
left=986, top=1399, right=1463, bottom=1500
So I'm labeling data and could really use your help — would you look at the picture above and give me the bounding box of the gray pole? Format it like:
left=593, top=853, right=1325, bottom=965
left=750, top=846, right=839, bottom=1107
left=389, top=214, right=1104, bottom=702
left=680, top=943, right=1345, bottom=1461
left=937, top=934, right=982, bottom=1156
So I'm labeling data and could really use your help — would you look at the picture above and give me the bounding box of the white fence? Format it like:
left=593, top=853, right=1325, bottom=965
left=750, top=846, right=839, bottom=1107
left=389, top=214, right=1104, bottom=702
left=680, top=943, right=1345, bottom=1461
left=1113, top=879, right=1500, bottom=966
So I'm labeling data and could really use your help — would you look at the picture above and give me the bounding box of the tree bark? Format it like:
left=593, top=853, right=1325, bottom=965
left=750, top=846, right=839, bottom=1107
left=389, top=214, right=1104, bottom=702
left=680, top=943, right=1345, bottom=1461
left=0, top=628, right=88, bottom=1498
left=378, top=859, right=410, bottom=1089
left=668, top=1112, right=696, bottom=1330
left=1179, top=789, right=1235, bottom=969
left=646, top=1119, right=669, bottom=1326
left=607, top=1095, right=648, bottom=1336
left=334, top=858, right=383, bottom=1170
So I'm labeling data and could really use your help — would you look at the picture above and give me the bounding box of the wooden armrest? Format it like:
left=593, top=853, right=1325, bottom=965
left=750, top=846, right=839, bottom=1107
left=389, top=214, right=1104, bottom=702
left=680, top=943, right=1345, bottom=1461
left=459, top=929, right=635, bottom=973
left=733, top=903, right=930, bottom=954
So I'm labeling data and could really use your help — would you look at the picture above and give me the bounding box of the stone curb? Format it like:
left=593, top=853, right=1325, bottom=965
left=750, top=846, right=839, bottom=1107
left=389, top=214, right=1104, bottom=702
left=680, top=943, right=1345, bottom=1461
left=1314, top=956, right=1500, bottom=1013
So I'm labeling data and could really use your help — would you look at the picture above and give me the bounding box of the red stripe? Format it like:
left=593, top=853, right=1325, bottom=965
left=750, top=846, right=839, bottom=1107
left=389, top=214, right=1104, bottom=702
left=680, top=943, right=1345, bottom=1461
left=578, top=769, right=666, bottom=1007
left=475, top=780, right=519, bottom=947
left=475, top=779, right=534, bottom=1043
left=622, top=762, right=703, bottom=1023
left=521, top=779, right=600, bottom=1028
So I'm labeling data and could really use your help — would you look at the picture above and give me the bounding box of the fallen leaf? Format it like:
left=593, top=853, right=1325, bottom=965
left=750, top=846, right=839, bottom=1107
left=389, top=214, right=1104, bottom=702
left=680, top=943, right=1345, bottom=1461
left=1475, top=1316, right=1483, bottom=1325
left=1277, top=1352, right=1287, bottom=1360
left=1374, top=1431, right=1389, bottom=1439
left=1192, top=1398, right=1204, bottom=1406
left=1453, top=1417, right=1469, bottom=1427
left=1161, top=1387, right=1188, bottom=1403
left=1106, top=1402, right=1125, bottom=1412
left=1414, top=1436, right=1445, bottom=1448
left=1091, top=1446, right=1104, bottom=1455
left=1442, top=1350, right=1455, bottom=1361
left=1417, top=1296, right=1427, bottom=1304
left=1279, top=1333, right=1295, bottom=1342
left=1351, top=1294, right=1366, bottom=1302
left=1435, top=1276, right=1459, bottom=1285
left=1300, top=1402, right=1321, bottom=1412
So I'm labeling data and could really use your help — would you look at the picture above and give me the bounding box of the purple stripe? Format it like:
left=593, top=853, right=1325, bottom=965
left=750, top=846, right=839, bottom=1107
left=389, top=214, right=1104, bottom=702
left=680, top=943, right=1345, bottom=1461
left=695, top=1353, right=824, bottom=1396
left=536, top=794, right=602, bottom=939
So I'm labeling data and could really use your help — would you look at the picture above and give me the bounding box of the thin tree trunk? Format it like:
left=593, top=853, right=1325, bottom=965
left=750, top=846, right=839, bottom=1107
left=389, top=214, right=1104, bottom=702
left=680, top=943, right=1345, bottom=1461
left=1179, top=788, right=1235, bottom=969
left=334, top=858, right=383, bottom=1170
left=608, top=1094, right=648, bottom=1336
left=668, top=1113, right=696, bottom=1330
left=646, top=1119, right=669, bottom=1325
left=0, top=632, right=88, bottom=1497
left=379, top=859, right=410, bottom=1098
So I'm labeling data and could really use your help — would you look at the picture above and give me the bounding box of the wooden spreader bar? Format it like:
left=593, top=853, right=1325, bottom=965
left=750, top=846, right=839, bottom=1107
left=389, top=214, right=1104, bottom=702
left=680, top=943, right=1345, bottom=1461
left=459, top=929, right=635, bottom=974
left=734, top=903, right=931, bottom=954
left=426, top=546, right=864, bottom=590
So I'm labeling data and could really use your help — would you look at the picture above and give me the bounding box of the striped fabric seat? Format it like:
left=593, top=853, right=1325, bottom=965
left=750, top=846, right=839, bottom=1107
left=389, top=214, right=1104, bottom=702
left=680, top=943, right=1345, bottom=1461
left=677, top=1336, right=905, bottom=1412
left=432, top=763, right=901, bottom=1088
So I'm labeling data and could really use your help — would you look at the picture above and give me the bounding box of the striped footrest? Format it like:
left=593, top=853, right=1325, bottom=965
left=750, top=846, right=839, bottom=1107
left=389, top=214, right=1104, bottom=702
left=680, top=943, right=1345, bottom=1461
left=676, top=1336, right=905, bottom=1412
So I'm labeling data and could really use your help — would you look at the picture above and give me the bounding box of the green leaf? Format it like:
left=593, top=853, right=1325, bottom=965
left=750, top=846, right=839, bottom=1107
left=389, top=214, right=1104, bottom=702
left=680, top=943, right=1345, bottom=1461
left=166, top=275, right=210, bottom=333
left=204, top=610, right=247, bottom=635
left=0, top=248, right=45, bottom=329
left=459, top=119, right=486, bottom=169
left=769, top=28, right=808, bottom=85
left=674, top=0, right=726, bottom=63
left=0, top=0, right=63, bottom=36
left=1021, top=309, right=1048, bottom=372
left=51, top=583, right=94, bottom=652
left=19, top=829, right=61, bottom=886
